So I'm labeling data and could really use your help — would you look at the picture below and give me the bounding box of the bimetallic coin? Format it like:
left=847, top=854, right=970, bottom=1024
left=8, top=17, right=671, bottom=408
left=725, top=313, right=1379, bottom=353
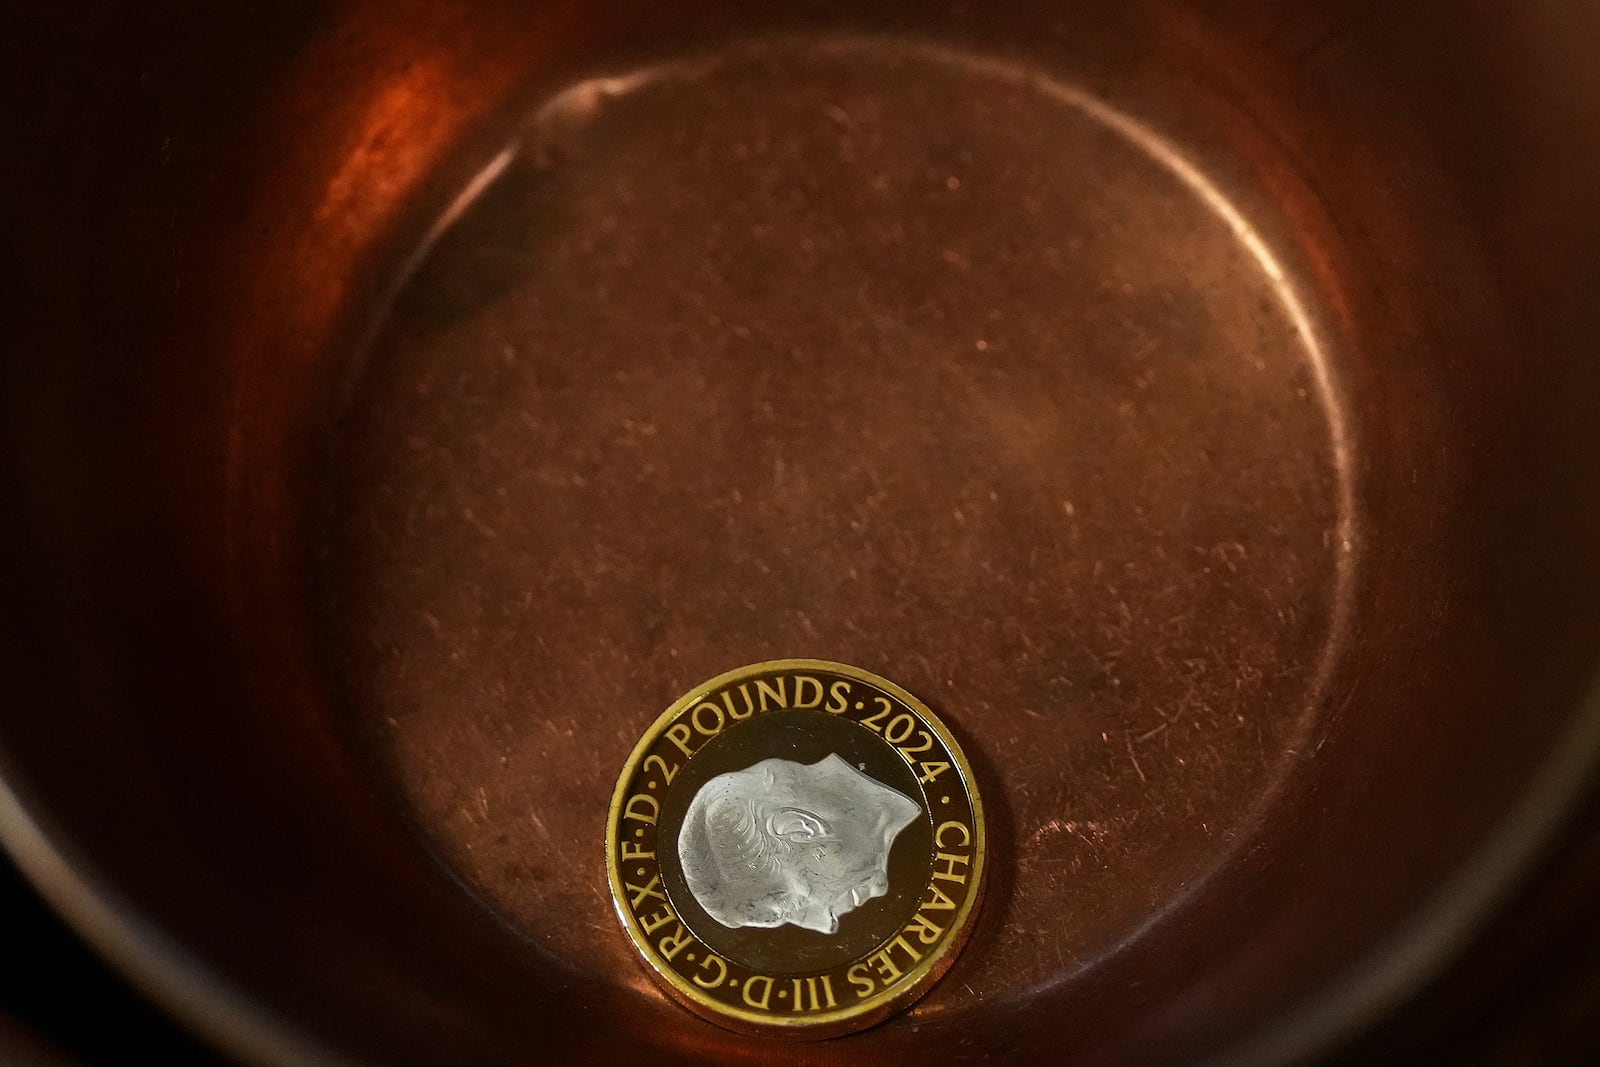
left=606, top=660, right=985, bottom=1038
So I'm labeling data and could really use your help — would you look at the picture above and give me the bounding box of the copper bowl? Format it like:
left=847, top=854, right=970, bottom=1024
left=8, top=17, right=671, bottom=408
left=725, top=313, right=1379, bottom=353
left=6, top=1, right=1600, bottom=1062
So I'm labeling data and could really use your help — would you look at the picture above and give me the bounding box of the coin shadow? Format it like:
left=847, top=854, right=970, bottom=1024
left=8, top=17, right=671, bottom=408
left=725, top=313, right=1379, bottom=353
left=931, top=711, right=1016, bottom=998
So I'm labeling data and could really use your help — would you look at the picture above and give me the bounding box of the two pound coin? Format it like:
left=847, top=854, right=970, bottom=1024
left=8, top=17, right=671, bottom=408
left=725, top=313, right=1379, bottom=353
left=606, top=659, right=985, bottom=1038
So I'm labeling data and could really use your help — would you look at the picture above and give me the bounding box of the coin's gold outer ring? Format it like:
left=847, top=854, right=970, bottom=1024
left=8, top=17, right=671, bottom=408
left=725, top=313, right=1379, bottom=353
left=605, top=658, right=986, bottom=1039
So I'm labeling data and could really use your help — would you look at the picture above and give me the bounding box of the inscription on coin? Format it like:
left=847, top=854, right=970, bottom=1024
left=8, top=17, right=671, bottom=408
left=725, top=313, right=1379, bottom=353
left=606, top=660, right=986, bottom=1038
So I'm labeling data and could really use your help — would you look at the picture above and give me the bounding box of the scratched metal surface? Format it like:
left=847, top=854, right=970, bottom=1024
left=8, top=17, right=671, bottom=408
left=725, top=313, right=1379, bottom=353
left=320, top=41, right=1346, bottom=1015
left=10, top=1, right=1600, bottom=1063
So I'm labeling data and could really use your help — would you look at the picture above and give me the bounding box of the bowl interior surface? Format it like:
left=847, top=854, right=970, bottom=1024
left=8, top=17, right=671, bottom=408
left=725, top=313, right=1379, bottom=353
left=5, top=2, right=1600, bottom=1064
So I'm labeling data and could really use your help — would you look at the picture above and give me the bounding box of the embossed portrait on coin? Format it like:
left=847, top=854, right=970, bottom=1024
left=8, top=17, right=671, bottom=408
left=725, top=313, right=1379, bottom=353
left=677, top=753, right=921, bottom=934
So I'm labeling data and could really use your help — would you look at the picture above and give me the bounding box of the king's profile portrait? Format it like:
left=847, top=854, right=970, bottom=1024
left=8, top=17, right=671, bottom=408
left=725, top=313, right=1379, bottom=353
left=677, top=753, right=920, bottom=934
